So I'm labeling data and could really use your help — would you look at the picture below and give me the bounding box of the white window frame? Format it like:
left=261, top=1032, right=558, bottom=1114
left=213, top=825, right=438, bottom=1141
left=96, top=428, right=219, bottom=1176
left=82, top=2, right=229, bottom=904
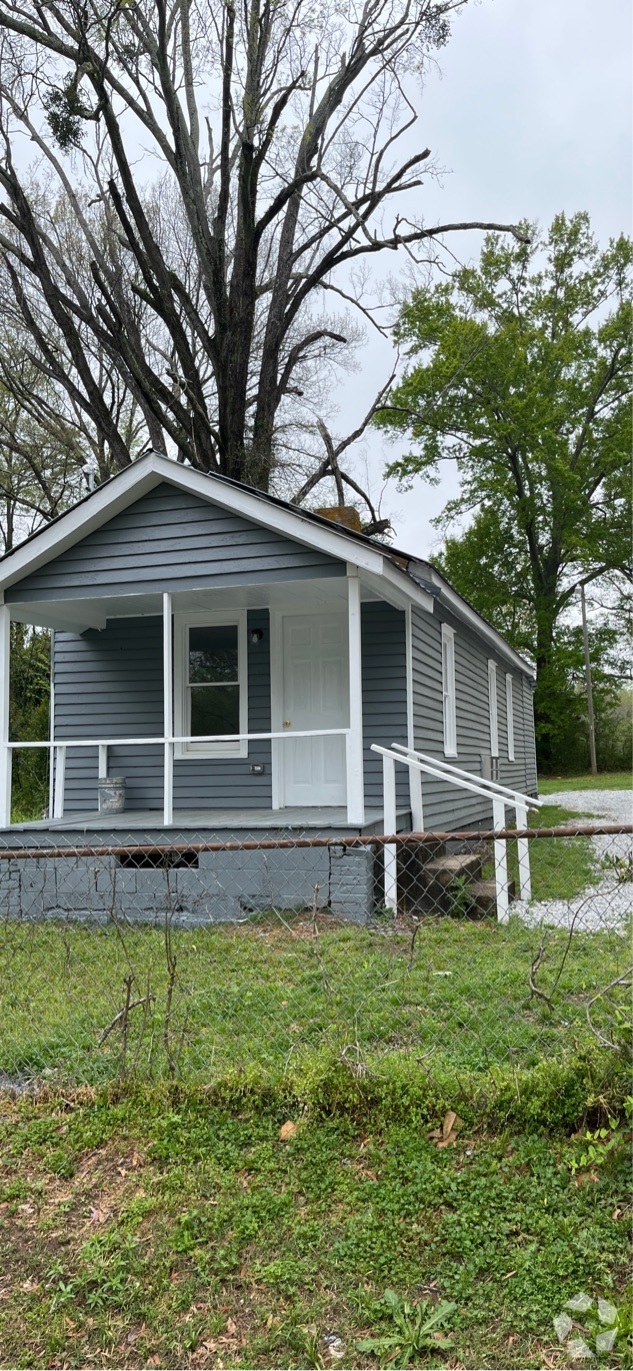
left=174, top=609, right=248, bottom=758
left=441, top=624, right=457, bottom=757
left=506, top=673, right=515, bottom=762
left=488, top=659, right=499, bottom=758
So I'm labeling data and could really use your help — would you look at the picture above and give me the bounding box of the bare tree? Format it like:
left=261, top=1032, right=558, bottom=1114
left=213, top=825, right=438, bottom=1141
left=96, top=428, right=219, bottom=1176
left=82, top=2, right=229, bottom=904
left=0, top=0, right=520, bottom=494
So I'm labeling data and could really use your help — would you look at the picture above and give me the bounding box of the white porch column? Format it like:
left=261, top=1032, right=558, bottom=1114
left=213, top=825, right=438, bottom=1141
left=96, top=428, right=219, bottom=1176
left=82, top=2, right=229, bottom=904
left=0, top=605, right=11, bottom=828
left=382, top=752, right=398, bottom=913
left=163, top=592, right=174, bottom=826
left=346, top=567, right=365, bottom=826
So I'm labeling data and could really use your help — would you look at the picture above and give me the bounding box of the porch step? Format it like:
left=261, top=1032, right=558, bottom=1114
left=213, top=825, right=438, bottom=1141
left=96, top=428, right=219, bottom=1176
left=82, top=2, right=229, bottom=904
left=421, top=853, right=483, bottom=887
left=470, top=877, right=516, bottom=918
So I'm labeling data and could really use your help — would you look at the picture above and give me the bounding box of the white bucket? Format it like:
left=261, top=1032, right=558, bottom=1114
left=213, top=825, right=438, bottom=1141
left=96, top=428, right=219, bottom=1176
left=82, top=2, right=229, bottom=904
left=97, top=776, right=126, bottom=814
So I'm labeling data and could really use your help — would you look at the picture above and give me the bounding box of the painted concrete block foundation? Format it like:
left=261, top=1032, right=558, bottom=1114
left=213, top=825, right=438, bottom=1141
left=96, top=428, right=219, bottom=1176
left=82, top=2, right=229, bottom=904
left=0, top=846, right=375, bottom=926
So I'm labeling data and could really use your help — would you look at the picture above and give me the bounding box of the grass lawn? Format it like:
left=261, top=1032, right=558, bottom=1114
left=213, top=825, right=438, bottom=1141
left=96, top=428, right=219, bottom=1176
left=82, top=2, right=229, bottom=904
left=0, top=800, right=630, bottom=1369
left=0, top=803, right=625, bottom=1090
left=538, top=773, right=632, bottom=794
left=0, top=1087, right=630, bottom=1370
left=1, top=855, right=627, bottom=1088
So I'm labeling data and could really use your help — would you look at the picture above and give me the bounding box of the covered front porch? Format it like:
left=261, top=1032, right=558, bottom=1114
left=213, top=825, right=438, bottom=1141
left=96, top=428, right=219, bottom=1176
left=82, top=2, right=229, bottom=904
left=0, top=570, right=414, bottom=833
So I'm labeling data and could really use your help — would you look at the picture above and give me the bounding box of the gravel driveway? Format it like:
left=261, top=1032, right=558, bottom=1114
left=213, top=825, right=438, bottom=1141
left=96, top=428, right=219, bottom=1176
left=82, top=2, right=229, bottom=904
left=513, top=786, right=633, bottom=932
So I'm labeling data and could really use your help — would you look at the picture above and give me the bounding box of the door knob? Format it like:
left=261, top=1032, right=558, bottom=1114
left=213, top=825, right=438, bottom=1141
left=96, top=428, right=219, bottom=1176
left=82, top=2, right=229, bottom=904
left=283, top=720, right=291, bottom=728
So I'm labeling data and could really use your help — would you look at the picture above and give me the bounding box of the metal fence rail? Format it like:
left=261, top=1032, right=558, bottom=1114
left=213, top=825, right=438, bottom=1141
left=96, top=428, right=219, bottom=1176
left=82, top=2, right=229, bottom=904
left=0, top=824, right=630, bottom=1089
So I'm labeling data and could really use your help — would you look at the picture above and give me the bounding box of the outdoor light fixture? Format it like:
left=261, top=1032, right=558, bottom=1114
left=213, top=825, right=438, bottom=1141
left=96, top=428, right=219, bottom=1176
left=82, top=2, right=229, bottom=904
left=249, top=628, right=264, bottom=643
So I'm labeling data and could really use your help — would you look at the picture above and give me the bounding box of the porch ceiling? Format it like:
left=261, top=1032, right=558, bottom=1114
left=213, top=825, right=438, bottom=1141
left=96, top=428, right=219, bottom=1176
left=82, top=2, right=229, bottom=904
left=8, top=576, right=386, bottom=634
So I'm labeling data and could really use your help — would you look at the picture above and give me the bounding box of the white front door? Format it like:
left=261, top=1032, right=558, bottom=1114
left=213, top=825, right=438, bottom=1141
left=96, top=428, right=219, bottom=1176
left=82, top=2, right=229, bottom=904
left=281, top=613, right=349, bottom=806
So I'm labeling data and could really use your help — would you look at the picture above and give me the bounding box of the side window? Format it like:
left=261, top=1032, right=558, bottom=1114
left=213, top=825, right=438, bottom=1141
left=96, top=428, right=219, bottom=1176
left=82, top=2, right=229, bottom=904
left=488, top=660, right=499, bottom=758
left=441, top=625, right=457, bottom=756
left=506, top=674, right=515, bottom=761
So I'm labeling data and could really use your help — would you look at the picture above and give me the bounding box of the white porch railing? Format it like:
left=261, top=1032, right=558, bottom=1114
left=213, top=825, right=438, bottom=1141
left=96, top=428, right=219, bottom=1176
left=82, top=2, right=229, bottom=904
left=0, top=571, right=368, bottom=831
left=4, top=729, right=355, bottom=827
left=371, top=742, right=545, bottom=922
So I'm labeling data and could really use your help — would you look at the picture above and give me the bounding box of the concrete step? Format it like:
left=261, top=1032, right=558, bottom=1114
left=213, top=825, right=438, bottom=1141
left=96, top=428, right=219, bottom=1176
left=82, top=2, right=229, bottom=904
left=470, top=877, right=517, bottom=918
left=421, top=853, right=483, bottom=887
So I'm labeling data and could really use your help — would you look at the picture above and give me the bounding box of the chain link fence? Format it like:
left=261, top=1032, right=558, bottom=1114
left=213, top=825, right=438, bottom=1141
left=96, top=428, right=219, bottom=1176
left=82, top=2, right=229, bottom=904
left=0, top=823, right=630, bottom=1089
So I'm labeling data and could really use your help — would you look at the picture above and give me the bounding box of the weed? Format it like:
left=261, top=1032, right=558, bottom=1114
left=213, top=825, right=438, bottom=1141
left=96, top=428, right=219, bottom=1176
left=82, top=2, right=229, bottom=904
left=445, top=873, right=478, bottom=919
left=357, top=1289, right=456, bottom=1367
left=568, top=1097, right=633, bottom=1177
left=605, top=854, right=633, bottom=884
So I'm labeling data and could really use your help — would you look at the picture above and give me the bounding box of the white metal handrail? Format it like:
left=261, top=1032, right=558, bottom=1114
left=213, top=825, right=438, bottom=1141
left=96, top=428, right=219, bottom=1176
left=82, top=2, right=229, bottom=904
left=390, top=743, right=544, bottom=812
left=371, top=742, right=540, bottom=922
left=5, top=729, right=352, bottom=827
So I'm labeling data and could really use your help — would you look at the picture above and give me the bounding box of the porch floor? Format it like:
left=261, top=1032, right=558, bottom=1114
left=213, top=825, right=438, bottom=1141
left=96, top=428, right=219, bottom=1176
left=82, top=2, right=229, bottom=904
left=10, top=806, right=411, bottom=836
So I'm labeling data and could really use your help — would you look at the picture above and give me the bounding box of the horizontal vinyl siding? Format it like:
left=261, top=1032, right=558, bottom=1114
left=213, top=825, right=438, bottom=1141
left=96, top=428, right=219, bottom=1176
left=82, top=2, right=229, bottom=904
left=361, top=602, right=409, bottom=810
left=9, top=484, right=344, bottom=602
left=55, top=610, right=272, bottom=813
left=411, top=606, right=536, bottom=830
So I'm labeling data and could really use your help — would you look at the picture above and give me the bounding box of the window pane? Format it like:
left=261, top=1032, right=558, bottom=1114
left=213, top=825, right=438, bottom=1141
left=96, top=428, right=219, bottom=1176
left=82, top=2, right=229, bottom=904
left=189, top=625, right=238, bottom=684
left=190, top=684, right=240, bottom=737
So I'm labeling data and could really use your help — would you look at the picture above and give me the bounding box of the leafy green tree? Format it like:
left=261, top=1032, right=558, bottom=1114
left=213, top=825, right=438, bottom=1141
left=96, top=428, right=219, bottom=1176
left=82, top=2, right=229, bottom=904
left=377, top=213, right=632, bottom=768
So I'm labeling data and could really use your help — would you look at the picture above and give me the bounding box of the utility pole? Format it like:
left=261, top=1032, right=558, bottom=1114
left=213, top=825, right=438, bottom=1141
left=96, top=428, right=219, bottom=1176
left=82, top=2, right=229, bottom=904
left=579, top=583, right=598, bottom=776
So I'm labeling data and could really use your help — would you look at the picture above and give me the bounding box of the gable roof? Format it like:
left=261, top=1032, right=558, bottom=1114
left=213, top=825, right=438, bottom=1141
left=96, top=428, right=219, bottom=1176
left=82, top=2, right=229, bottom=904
left=0, top=451, right=534, bottom=676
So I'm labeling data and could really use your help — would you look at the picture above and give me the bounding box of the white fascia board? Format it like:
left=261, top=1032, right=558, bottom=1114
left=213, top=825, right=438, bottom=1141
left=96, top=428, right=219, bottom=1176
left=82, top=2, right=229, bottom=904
left=0, top=451, right=385, bottom=592
left=0, top=461, right=162, bottom=591
left=429, top=574, right=535, bottom=678
left=377, top=559, right=436, bottom=614
left=150, top=455, right=385, bottom=574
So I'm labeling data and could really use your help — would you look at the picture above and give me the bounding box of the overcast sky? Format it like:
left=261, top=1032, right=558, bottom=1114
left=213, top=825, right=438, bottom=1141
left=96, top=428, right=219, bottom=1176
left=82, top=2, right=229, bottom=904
left=343, top=0, right=632, bottom=558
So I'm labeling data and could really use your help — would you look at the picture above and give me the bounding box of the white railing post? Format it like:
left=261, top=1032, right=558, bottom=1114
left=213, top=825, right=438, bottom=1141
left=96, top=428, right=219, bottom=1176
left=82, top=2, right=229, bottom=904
left=346, top=568, right=365, bottom=825
left=163, top=592, right=174, bottom=825
left=98, top=744, right=108, bottom=781
left=492, top=796, right=509, bottom=923
left=515, top=802, right=531, bottom=900
left=53, top=745, right=66, bottom=820
left=382, top=751, right=398, bottom=913
left=0, top=604, right=11, bottom=827
left=409, top=764, right=423, bottom=833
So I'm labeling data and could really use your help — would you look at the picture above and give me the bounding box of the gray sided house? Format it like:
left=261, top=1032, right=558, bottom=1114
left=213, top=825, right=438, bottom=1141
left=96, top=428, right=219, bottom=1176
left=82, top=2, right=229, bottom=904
left=0, top=453, right=537, bottom=922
